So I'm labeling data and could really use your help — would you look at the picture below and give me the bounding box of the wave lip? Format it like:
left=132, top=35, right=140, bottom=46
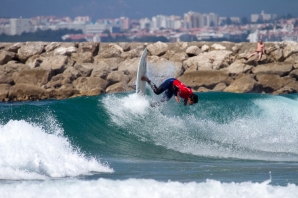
left=0, top=119, right=113, bottom=180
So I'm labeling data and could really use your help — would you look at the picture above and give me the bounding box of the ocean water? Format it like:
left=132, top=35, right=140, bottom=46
left=1, top=91, right=298, bottom=197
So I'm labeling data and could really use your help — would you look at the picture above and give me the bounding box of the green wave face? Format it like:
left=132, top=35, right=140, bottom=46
left=1, top=92, right=298, bottom=163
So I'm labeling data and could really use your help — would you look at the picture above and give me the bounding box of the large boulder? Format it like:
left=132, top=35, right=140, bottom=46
left=106, top=70, right=131, bottom=85
left=6, top=42, right=25, bottom=53
left=12, top=68, right=51, bottom=86
left=283, top=42, right=298, bottom=59
left=201, top=45, right=210, bottom=52
left=178, top=70, right=230, bottom=89
left=168, top=51, right=188, bottom=63
left=0, top=50, right=15, bottom=65
left=118, top=58, right=139, bottom=73
left=8, top=84, right=46, bottom=101
left=225, top=60, right=252, bottom=75
left=224, top=74, right=258, bottom=93
left=78, top=42, right=99, bottom=56
left=71, top=52, right=93, bottom=63
left=183, top=50, right=233, bottom=71
left=73, top=77, right=108, bottom=95
left=94, top=57, right=119, bottom=71
left=0, top=74, right=14, bottom=85
left=0, top=84, right=10, bottom=101
left=256, top=74, right=296, bottom=93
left=17, top=42, right=45, bottom=62
left=118, top=42, right=131, bottom=52
left=106, top=81, right=132, bottom=93
left=0, top=62, right=30, bottom=77
left=121, top=48, right=143, bottom=60
left=46, top=85, right=79, bottom=99
left=147, top=41, right=168, bottom=56
left=74, top=64, right=93, bottom=77
left=252, top=62, right=293, bottom=76
left=25, top=55, right=43, bottom=69
left=212, top=83, right=227, bottom=92
left=211, top=43, right=226, bottom=50
left=98, top=44, right=123, bottom=58
left=186, top=46, right=201, bottom=56
left=54, top=46, right=77, bottom=56
left=40, top=55, right=68, bottom=74
left=46, top=72, right=76, bottom=89
left=289, top=69, right=298, bottom=79
left=45, top=42, right=61, bottom=52
left=268, top=47, right=284, bottom=62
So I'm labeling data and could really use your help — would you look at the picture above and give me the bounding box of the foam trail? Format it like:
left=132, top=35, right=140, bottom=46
left=0, top=179, right=298, bottom=198
left=102, top=93, right=298, bottom=161
left=0, top=118, right=113, bottom=180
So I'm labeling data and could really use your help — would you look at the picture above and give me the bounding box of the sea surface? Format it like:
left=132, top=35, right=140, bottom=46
left=1, top=90, right=298, bottom=197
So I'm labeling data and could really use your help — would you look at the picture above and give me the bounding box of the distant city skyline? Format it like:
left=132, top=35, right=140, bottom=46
left=1, top=0, right=298, bottom=20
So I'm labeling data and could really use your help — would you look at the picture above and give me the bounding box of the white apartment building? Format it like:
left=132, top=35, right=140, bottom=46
left=10, top=18, right=34, bottom=35
left=152, top=15, right=169, bottom=30
left=140, top=18, right=151, bottom=29
left=251, top=11, right=277, bottom=23
left=184, top=11, right=218, bottom=28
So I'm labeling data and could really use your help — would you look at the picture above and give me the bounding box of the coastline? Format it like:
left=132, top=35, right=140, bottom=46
left=0, top=41, right=298, bottom=102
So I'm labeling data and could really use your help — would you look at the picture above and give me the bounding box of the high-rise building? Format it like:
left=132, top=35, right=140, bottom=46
left=208, top=13, right=219, bottom=27
left=184, top=11, right=218, bottom=28
left=10, top=18, right=33, bottom=35
left=250, top=11, right=277, bottom=23
left=119, top=17, right=130, bottom=30
left=139, top=18, right=151, bottom=29
left=152, top=15, right=169, bottom=30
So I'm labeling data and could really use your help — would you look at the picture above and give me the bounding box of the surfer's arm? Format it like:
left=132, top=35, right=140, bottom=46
left=173, top=86, right=180, bottom=103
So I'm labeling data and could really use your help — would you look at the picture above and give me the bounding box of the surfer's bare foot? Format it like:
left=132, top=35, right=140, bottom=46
left=141, top=76, right=149, bottom=82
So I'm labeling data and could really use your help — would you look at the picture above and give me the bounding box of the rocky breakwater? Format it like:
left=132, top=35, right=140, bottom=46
left=1, top=41, right=298, bottom=102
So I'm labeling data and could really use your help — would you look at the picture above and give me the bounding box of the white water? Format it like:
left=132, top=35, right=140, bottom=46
left=103, top=93, right=298, bottom=161
left=0, top=118, right=113, bottom=180
left=1, top=178, right=297, bottom=198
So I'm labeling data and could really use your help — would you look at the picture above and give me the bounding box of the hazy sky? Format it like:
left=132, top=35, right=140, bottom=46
left=1, top=0, right=297, bottom=20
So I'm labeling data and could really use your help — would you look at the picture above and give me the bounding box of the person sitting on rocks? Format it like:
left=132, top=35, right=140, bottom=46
left=141, top=76, right=198, bottom=106
left=244, top=39, right=265, bottom=62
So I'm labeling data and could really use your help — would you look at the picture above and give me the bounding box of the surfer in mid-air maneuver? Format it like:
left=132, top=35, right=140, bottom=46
left=141, top=76, right=198, bottom=106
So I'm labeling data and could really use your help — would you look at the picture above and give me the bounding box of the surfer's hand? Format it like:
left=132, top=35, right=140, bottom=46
left=175, top=96, right=180, bottom=103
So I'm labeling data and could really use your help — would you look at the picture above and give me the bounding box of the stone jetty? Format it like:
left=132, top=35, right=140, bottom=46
left=1, top=41, right=298, bottom=102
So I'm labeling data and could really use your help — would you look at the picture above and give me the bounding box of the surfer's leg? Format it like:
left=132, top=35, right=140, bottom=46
left=160, top=89, right=174, bottom=102
left=148, top=81, right=164, bottom=95
left=143, top=78, right=175, bottom=95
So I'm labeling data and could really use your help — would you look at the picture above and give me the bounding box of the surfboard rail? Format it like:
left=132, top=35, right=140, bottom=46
left=136, top=48, right=147, bottom=95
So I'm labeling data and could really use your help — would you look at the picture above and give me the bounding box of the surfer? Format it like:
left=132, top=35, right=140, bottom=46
left=141, top=76, right=198, bottom=106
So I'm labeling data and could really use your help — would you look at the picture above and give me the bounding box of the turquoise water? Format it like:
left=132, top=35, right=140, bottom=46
left=1, top=92, right=298, bottom=197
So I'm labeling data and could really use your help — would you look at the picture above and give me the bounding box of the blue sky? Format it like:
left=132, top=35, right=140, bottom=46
left=1, top=0, right=297, bottom=19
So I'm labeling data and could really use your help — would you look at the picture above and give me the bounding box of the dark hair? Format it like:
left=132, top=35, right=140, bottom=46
left=190, top=94, right=198, bottom=103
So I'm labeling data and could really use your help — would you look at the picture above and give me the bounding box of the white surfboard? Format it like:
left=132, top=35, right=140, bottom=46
left=136, top=48, right=147, bottom=95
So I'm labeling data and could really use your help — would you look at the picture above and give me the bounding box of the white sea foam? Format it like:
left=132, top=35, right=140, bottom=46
left=103, top=93, right=150, bottom=126
left=0, top=179, right=297, bottom=198
left=0, top=119, right=113, bottom=180
left=102, top=93, right=298, bottom=161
